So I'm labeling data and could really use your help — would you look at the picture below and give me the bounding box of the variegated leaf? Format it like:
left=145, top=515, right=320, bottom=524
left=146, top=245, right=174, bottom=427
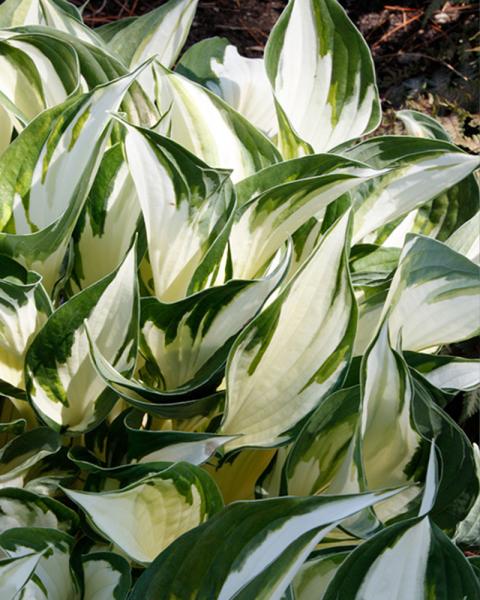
left=88, top=331, right=223, bottom=419
left=383, top=235, right=480, bottom=352
left=0, top=0, right=101, bottom=46
left=0, top=487, right=78, bottom=533
left=0, top=65, right=148, bottom=292
left=0, top=427, right=60, bottom=486
left=81, top=552, right=131, bottom=600
left=71, top=144, right=140, bottom=290
left=386, top=110, right=480, bottom=245
left=25, top=245, right=138, bottom=433
left=405, top=351, right=480, bottom=393
left=345, top=137, right=480, bottom=244
left=125, top=414, right=235, bottom=465
left=123, top=120, right=236, bottom=302
left=177, top=36, right=277, bottom=136
left=359, top=322, right=420, bottom=492
left=204, top=448, right=277, bottom=504
left=228, top=159, right=381, bottom=280
left=64, top=462, right=223, bottom=564
left=0, top=256, right=51, bottom=392
left=152, top=63, right=281, bottom=182
left=291, top=549, right=350, bottom=600
left=0, top=552, right=42, bottom=599
left=323, top=517, right=480, bottom=599
left=397, top=109, right=451, bottom=141
left=139, top=244, right=290, bottom=390
left=130, top=489, right=401, bottom=600
left=446, top=211, right=480, bottom=265
left=0, top=30, right=80, bottom=146
left=108, top=0, right=197, bottom=70
left=454, top=443, right=480, bottom=547
left=0, top=527, right=79, bottom=599
left=265, top=0, right=381, bottom=153
left=220, top=211, right=356, bottom=450
left=284, top=386, right=360, bottom=497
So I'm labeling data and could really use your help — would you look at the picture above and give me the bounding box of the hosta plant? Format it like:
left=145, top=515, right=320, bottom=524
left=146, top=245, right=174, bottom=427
left=0, top=0, right=479, bottom=598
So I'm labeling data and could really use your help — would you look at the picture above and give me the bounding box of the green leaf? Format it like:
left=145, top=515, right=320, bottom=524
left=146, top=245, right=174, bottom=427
left=124, top=412, right=235, bottom=465
left=0, top=103, right=12, bottom=155
left=63, top=462, right=223, bottom=564
left=412, top=378, right=478, bottom=531
left=228, top=159, right=380, bottom=280
left=25, top=244, right=138, bottom=433
left=0, top=552, right=42, bottom=600
left=384, top=235, right=480, bottom=351
left=122, top=120, right=236, bottom=301
left=88, top=330, right=223, bottom=419
left=359, top=322, right=420, bottom=492
left=397, top=109, right=451, bottom=142
left=291, top=549, right=350, bottom=600
left=0, top=526, right=79, bottom=600
left=129, top=489, right=401, bottom=600
left=71, top=143, right=140, bottom=290
left=446, top=211, right=480, bottom=264
left=0, top=487, right=78, bottom=533
left=405, top=351, right=480, bottom=392
left=284, top=386, right=360, bottom=497
left=265, top=0, right=381, bottom=153
left=0, top=0, right=102, bottom=46
left=0, top=427, right=61, bottom=485
left=454, top=443, right=480, bottom=547
left=236, top=153, right=374, bottom=207
left=0, top=30, right=79, bottom=132
left=221, top=211, right=356, bottom=451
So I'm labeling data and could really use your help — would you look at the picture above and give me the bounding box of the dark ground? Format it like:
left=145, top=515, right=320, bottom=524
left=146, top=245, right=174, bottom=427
left=74, top=0, right=480, bottom=150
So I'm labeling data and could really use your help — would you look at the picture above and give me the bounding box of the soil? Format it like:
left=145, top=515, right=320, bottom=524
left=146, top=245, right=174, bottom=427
left=74, top=0, right=479, bottom=150
left=73, top=0, right=479, bottom=440
left=76, top=1, right=479, bottom=121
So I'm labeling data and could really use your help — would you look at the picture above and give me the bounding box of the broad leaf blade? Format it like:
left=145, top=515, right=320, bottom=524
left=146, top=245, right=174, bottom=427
left=139, top=244, right=289, bottom=390
left=108, top=0, right=197, bottom=70
left=130, top=489, right=400, bottom=600
left=177, top=36, right=277, bottom=136
left=26, top=245, right=138, bottom=433
left=0, top=65, right=148, bottom=292
left=221, top=211, right=356, bottom=450
left=81, top=551, right=131, bottom=600
left=153, top=64, right=281, bottom=182
left=123, top=121, right=236, bottom=302
left=64, top=462, right=223, bottom=564
left=323, top=517, right=480, bottom=599
left=265, top=0, right=381, bottom=153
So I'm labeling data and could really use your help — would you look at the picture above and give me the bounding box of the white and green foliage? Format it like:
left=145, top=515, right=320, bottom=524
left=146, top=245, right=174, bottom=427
left=0, top=0, right=478, bottom=597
